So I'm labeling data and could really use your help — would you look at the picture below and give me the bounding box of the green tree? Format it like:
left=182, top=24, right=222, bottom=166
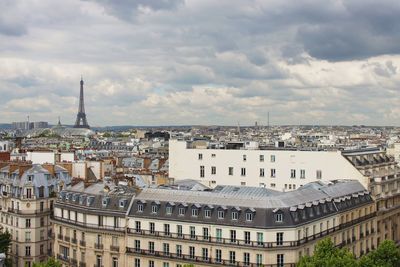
left=0, top=231, right=11, bottom=254
left=298, top=238, right=357, bottom=267
left=359, top=240, right=400, bottom=267
left=32, top=257, right=62, bottom=267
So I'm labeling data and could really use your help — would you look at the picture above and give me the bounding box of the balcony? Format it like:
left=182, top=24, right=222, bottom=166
left=64, top=236, right=71, bottom=242
left=94, top=243, right=104, bottom=250
left=79, top=240, right=86, bottom=247
left=79, top=263, right=86, bottom=267
left=110, top=245, right=120, bottom=252
left=126, top=247, right=296, bottom=267
left=57, top=254, right=69, bottom=263
left=72, top=238, right=77, bottom=244
left=71, top=259, right=78, bottom=266
left=51, top=215, right=125, bottom=232
left=57, top=234, right=63, bottom=240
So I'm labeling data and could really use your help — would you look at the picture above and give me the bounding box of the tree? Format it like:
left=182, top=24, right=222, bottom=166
left=298, top=238, right=357, bottom=267
left=359, top=240, right=400, bottom=267
left=33, top=258, right=62, bottom=267
left=0, top=231, right=11, bottom=254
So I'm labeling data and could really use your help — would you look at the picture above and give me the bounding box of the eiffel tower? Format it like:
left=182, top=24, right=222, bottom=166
left=74, top=78, right=90, bottom=129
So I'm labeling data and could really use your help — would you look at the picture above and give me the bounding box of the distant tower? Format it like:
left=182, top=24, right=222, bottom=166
left=74, top=78, right=90, bottom=129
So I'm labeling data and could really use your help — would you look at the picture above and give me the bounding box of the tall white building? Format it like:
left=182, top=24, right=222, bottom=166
left=169, top=140, right=367, bottom=190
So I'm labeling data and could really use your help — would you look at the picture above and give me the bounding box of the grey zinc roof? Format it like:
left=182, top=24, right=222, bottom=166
left=135, top=180, right=367, bottom=209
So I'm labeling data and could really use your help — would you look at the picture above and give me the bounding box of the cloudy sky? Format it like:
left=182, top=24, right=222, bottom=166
left=1, top=0, right=400, bottom=126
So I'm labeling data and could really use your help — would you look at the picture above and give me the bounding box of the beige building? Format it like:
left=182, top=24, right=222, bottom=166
left=0, top=162, right=71, bottom=267
left=52, top=181, right=136, bottom=267
left=53, top=179, right=375, bottom=267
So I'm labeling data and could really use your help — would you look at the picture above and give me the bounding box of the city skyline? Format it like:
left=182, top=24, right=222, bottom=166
left=1, top=0, right=400, bottom=126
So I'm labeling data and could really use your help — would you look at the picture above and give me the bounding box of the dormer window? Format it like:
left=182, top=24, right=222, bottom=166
left=217, top=210, right=225, bottom=219
left=151, top=205, right=158, bottom=214
left=119, top=199, right=127, bottom=208
left=79, top=195, right=86, bottom=205
left=232, top=211, right=238, bottom=220
left=27, top=175, right=33, bottom=182
left=86, top=196, right=94, bottom=206
left=275, top=213, right=283, bottom=222
left=166, top=206, right=172, bottom=215
left=178, top=207, right=185, bottom=216
left=137, top=204, right=144, bottom=212
left=102, top=197, right=110, bottom=207
left=191, top=208, right=198, bottom=217
left=204, top=209, right=211, bottom=218
left=245, top=212, right=254, bottom=222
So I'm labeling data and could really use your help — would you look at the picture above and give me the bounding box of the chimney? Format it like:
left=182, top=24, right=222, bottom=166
left=42, top=164, right=55, bottom=176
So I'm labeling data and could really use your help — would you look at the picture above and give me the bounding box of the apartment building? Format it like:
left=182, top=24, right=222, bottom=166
left=52, top=181, right=136, bottom=267
left=169, top=140, right=366, bottom=190
left=0, top=162, right=71, bottom=267
left=52, top=179, right=375, bottom=267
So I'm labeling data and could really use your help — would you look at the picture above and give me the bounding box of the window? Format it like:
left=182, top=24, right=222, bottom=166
left=259, top=168, right=265, bottom=177
left=271, top=168, right=276, bottom=177
left=257, top=232, right=264, bottom=245
left=232, top=211, right=238, bottom=220
left=300, top=169, right=305, bottom=179
left=316, top=170, right=322, bottom=179
left=229, top=251, right=236, bottom=264
left=270, top=183, right=276, bottom=188
left=246, top=212, right=254, bottom=221
left=228, top=167, right=234, bottom=175
left=256, top=254, right=263, bottom=266
left=203, top=227, right=209, bottom=240
left=148, top=242, right=154, bottom=253
left=291, top=169, right=296, bottom=178
left=271, top=155, right=276, bottom=162
left=211, top=166, right=216, bottom=175
left=151, top=205, right=158, bottom=214
left=204, top=209, right=211, bottom=218
left=191, top=208, right=198, bottom=217
left=217, top=210, right=225, bottom=219
left=198, top=153, right=203, bottom=160
left=112, top=257, right=118, bottom=267
left=277, top=254, right=284, bottom=267
left=148, top=261, right=154, bottom=267
left=25, top=246, right=31, bottom=256
left=25, top=219, right=31, bottom=228
left=200, top=166, right=205, bottom=178
left=244, top=252, right=250, bottom=265
left=202, top=248, right=209, bottom=260
left=163, top=243, right=169, bottom=255
left=25, top=231, right=31, bottom=242
left=135, top=221, right=141, bottom=232
left=276, top=232, right=283, bottom=245
left=163, top=263, right=169, bottom=267
left=178, top=208, right=185, bottom=216
left=215, top=249, right=222, bottom=263
left=177, top=225, right=183, bottom=237
left=190, top=226, right=196, bottom=239
left=96, top=255, right=102, bottom=267
left=259, top=155, right=264, bottom=162
left=189, top=246, right=195, bottom=259
left=164, top=224, right=170, bottom=236
left=211, top=153, right=216, bottom=158
left=241, top=168, right=246, bottom=176
left=243, top=155, right=247, bottom=161
left=166, top=206, right=172, bottom=215
left=244, top=231, right=250, bottom=244
left=137, top=204, right=144, bottom=212
left=230, top=230, right=236, bottom=243
left=275, top=213, right=283, bottom=222
left=149, top=222, right=155, bottom=234
left=176, top=244, right=182, bottom=257
left=216, top=229, right=222, bottom=242
left=134, top=258, right=140, bottom=267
